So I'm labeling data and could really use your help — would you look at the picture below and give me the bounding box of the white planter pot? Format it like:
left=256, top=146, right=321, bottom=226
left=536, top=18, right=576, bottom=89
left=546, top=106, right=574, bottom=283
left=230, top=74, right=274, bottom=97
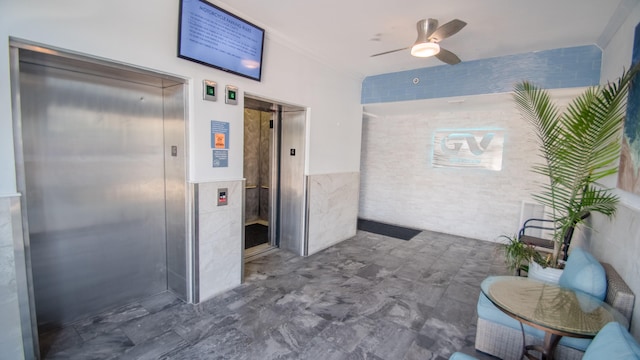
left=527, top=261, right=563, bottom=284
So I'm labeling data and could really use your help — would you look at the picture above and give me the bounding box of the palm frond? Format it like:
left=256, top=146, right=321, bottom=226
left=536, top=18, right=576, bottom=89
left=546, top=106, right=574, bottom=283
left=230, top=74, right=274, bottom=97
left=512, top=64, right=639, bottom=267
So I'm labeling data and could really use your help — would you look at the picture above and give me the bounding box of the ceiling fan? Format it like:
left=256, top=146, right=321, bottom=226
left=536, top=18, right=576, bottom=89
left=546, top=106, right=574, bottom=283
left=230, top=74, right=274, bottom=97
left=371, top=18, right=467, bottom=65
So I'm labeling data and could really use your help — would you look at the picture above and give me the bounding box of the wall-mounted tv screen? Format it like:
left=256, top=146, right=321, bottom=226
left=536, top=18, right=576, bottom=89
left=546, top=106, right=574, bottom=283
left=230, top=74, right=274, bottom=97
left=178, top=0, right=265, bottom=81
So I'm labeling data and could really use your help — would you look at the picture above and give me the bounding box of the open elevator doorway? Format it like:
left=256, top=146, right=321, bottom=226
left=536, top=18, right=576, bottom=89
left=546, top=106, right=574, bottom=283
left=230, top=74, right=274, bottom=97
left=243, top=95, right=307, bottom=262
left=243, top=97, right=275, bottom=259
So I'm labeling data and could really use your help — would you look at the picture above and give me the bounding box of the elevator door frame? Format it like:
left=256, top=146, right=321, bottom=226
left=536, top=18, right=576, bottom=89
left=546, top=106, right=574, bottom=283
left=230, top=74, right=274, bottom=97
left=243, top=95, right=309, bottom=264
left=9, top=39, right=191, bottom=359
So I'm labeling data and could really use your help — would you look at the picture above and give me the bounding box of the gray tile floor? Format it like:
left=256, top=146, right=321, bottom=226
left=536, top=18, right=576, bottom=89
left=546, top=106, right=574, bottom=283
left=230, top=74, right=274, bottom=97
left=39, top=229, right=509, bottom=360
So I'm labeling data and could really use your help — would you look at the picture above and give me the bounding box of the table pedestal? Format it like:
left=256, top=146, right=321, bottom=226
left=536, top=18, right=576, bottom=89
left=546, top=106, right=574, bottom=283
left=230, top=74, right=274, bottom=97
left=519, top=323, right=562, bottom=360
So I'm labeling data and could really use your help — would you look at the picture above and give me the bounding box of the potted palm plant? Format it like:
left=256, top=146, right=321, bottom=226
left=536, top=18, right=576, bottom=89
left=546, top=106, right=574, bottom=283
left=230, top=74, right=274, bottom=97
left=513, top=65, right=639, bottom=269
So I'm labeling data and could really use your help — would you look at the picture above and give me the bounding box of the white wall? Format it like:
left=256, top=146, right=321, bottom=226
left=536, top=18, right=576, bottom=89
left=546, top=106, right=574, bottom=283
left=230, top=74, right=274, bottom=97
left=360, top=89, right=583, bottom=243
left=591, top=0, right=640, bottom=339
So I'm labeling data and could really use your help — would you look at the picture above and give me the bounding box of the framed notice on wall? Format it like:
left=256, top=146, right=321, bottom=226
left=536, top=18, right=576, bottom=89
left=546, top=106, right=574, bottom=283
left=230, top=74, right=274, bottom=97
left=432, top=128, right=505, bottom=171
left=211, top=120, right=229, bottom=167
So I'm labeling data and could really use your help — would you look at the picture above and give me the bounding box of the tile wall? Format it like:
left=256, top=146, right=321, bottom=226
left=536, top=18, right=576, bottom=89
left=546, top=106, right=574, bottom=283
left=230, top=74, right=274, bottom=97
left=307, top=172, right=360, bottom=255
left=362, top=45, right=601, bottom=104
left=196, top=180, right=244, bottom=302
left=359, top=89, right=583, bottom=243
left=0, top=196, right=25, bottom=359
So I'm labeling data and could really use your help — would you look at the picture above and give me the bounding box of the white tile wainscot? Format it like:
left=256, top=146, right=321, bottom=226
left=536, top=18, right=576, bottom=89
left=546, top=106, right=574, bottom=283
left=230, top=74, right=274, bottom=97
left=196, top=180, right=243, bottom=302
left=0, top=195, right=25, bottom=359
left=307, top=172, right=359, bottom=255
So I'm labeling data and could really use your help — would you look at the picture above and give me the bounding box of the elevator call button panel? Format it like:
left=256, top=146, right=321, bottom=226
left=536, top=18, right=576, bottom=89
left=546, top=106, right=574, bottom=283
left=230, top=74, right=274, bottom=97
left=203, top=80, right=217, bottom=101
left=217, top=188, right=228, bottom=206
left=225, top=85, right=238, bottom=105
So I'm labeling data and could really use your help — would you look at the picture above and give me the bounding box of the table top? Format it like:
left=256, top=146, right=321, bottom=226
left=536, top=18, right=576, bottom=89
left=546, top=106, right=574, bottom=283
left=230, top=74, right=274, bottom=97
left=481, top=276, right=628, bottom=337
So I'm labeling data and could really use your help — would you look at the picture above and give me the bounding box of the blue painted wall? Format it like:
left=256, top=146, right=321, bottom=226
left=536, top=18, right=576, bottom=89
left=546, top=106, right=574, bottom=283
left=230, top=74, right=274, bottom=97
left=361, top=45, right=601, bottom=104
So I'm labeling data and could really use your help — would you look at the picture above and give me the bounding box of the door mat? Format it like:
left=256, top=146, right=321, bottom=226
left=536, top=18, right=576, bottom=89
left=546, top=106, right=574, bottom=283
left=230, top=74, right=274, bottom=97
left=357, top=219, right=421, bottom=241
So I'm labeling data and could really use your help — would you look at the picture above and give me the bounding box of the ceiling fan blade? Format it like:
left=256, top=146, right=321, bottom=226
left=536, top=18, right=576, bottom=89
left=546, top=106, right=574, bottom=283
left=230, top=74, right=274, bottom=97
left=435, top=47, right=461, bottom=65
left=429, top=19, right=467, bottom=42
left=370, top=47, right=410, bottom=57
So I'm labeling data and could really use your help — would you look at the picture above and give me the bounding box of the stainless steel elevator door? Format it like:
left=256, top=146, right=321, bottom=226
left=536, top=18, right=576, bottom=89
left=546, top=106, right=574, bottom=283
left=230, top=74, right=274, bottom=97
left=20, top=60, right=168, bottom=328
left=279, top=107, right=307, bottom=256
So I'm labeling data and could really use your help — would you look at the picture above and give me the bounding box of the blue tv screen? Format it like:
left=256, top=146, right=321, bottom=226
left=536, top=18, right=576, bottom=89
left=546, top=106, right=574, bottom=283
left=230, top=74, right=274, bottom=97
left=178, top=0, right=265, bottom=81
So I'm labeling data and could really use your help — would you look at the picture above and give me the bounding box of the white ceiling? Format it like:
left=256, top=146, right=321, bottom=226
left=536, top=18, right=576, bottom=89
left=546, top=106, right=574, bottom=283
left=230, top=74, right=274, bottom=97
left=216, top=0, right=636, bottom=79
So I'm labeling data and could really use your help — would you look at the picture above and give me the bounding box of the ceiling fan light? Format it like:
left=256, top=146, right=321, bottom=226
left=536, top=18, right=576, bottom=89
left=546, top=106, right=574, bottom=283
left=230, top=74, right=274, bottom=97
left=411, top=42, right=440, bottom=57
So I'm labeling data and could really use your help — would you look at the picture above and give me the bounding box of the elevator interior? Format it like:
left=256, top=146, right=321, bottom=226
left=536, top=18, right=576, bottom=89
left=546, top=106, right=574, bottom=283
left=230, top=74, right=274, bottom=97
left=10, top=42, right=188, bottom=354
left=244, top=99, right=273, bottom=255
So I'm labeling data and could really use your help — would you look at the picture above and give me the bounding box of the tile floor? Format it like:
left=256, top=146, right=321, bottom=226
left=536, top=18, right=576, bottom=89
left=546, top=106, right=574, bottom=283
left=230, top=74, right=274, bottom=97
left=39, top=229, right=509, bottom=359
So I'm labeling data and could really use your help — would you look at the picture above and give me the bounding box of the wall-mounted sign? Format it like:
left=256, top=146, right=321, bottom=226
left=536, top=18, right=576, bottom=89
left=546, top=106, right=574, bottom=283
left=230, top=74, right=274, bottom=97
left=212, top=150, right=228, bottom=168
left=211, top=120, right=229, bottom=149
left=432, top=128, right=504, bottom=171
left=211, top=120, right=230, bottom=167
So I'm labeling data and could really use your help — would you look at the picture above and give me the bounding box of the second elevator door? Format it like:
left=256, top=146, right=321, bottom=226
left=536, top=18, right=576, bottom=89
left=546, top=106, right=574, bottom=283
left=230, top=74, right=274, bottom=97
left=20, top=57, right=169, bottom=328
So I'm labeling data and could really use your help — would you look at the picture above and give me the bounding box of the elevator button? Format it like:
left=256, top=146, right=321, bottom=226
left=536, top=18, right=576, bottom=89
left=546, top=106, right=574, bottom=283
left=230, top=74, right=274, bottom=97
left=218, top=188, right=228, bottom=206
left=203, top=80, right=217, bottom=101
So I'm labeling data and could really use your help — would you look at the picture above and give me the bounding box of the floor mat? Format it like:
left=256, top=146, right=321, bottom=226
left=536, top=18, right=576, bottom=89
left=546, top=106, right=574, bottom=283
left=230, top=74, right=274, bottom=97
left=357, top=219, right=421, bottom=240
left=245, top=224, right=268, bottom=249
